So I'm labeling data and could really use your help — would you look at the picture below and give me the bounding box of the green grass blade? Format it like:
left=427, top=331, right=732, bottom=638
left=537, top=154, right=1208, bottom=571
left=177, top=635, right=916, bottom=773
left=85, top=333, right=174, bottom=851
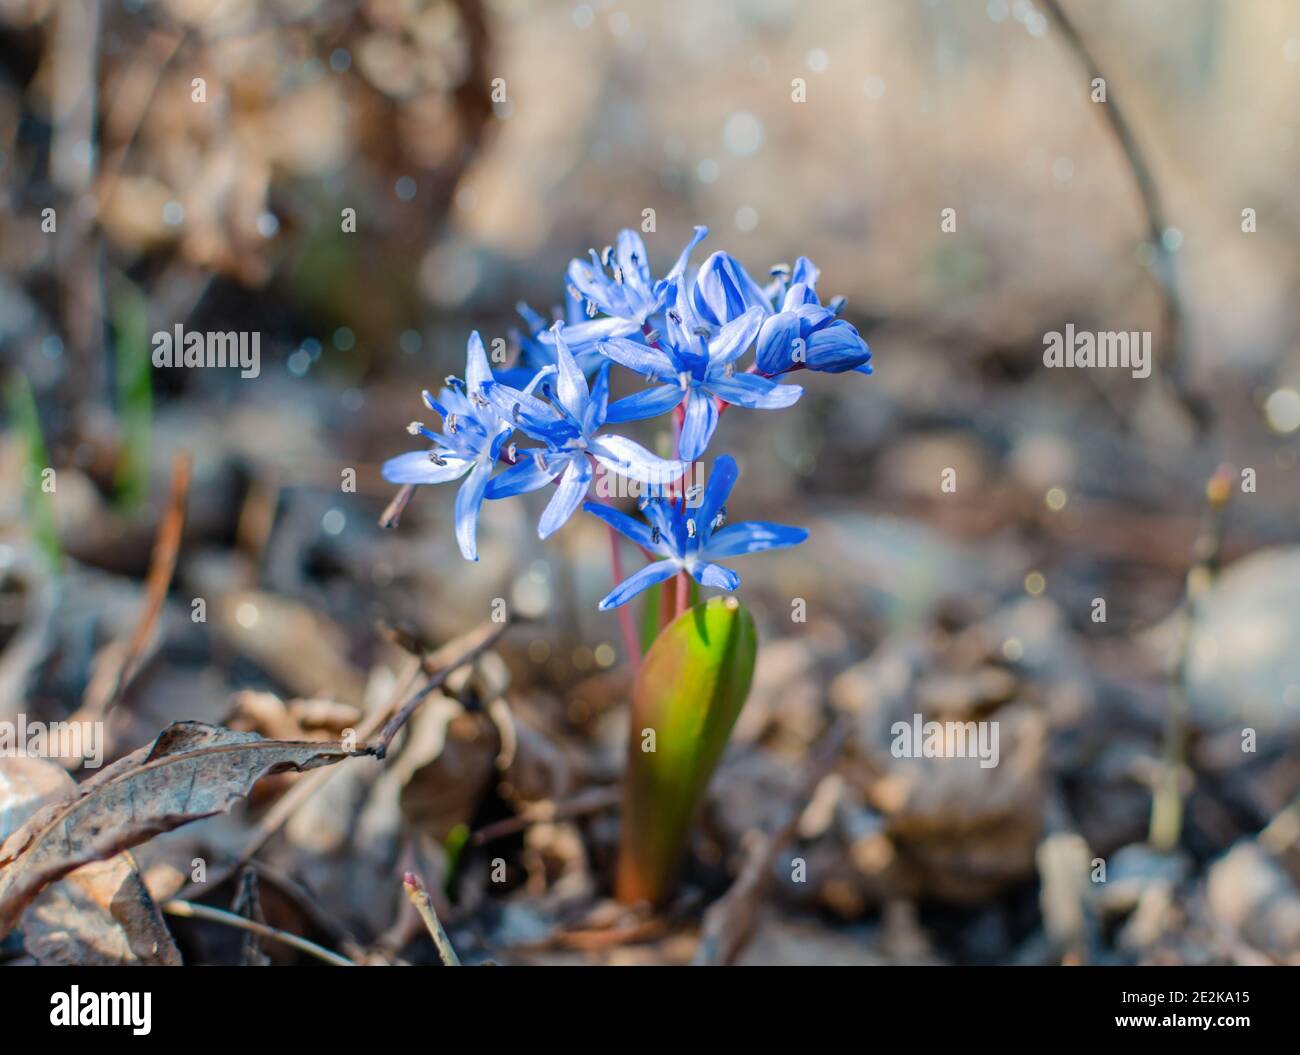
left=112, top=282, right=152, bottom=512
left=5, top=374, right=62, bottom=572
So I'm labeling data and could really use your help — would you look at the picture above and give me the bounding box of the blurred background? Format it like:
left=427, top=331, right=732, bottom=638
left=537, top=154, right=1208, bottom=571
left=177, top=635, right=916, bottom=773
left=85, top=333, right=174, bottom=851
left=1, top=0, right=1299, bottom=965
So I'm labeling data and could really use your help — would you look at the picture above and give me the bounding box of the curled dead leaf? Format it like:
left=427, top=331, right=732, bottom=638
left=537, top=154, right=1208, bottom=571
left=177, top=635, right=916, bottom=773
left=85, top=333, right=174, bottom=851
left=1, top=756, right=180, bottom=964
left=0, top=721, right=372, bottom=934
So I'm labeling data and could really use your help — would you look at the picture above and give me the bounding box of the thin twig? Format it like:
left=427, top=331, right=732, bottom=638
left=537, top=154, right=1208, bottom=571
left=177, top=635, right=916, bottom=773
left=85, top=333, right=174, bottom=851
left=162, top=899, right=355, bottom=966
left=693, top=721, right=850, bottom=965
left=78, top=450, right=191, bottom=724
left=378, top=484, right=416, bottom=529
left=116, top=451, right=192, bottom=698
left=470, top=785, right=621, bottom=846
left=1149, top=464, right=1232, bottom=852
left=179, top=619, right=508, bottom=899
left=402, top=872, right=461, bottom=965
left=240, top=861, right=369, bottom=963
left=1041, top=0, right=1211, bottom=433
left=206, top=620, right=508, bottom=878
left=372, top=617, right=512, bottom=754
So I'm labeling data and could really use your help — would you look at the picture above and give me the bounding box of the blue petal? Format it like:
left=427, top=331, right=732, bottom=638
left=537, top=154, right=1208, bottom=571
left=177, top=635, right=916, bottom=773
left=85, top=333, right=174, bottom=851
left=678, top=388, right=719, bottom=461
left=521, top=365, right=557, bottom=396
left=605, top=383, right=684, bottom=424
left=585, top=361, right=611, bottom=432
left=597, top=559, right=681, bottom=611
left=693, top=251, right=772, bottom=326
left=516, top=301, right=548, bottom=335
left=597, top=336, right=677, bottom=377
left=707, top=373, right=803, bottom=410
left=382, top=450, right=473, bottom=486
left=664, top=225, right=708, bottom=284
left=486, top=454, right=562, bottom=499
left=805, top=321, right=872, bottom=373
left=704, top=520, right=808, bottom=559
left=642, top=498, right=687, bottom=556
left=691, top=561, right=740, bottom=591
left=465, top=331, right=492, bottom=396
left=422, top=389, right=449, bottom=417
left=482, top=380, right=567, bottom=442
left=780, top=282, right=824, bottom=313
left=563, top=281, right=586, bottom=324
left=707, top=306, right=764, bottom=368
left=790, top=256, right=821, bottom=292
left=694, top=453, right=738, bottom=528
left=489, top=366, right=537, bottom=391
left=567, top=257, right=613, bottom=314
left=582, top=499, right=664, bottom=554
left=755, top=311, right=801, bottom=376
left=454, top=459, right=494, bottom=561
left=551, top=322, right=590, bottom=422
left=538, top=456, right=592, bottom=538
left=590, top=434, right=686, bottom=486
left=538, top=315, right=640, bottom=346
left=615, top=229, right=653, bottom=299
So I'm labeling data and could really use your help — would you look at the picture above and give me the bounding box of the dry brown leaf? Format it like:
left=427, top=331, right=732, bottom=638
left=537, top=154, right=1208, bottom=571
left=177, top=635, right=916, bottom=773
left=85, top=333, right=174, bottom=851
left=392, top=697, right=496, bottom=844
left=0, top=721, right=370, bottom=934
left=1, top=756, right=181, bottom=965
left=20, top=852, right=182, bottom=966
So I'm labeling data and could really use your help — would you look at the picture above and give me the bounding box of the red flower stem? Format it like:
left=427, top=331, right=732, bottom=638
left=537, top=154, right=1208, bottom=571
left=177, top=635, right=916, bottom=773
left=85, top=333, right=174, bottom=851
left=660, top=577, right=676, bottom=630
left=607, top=523, right=641, bottom=669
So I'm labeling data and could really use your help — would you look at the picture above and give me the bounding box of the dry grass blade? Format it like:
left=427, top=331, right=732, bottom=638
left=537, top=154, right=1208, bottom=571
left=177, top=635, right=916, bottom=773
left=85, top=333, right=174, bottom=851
left=162, top=900, right=354, bottom=967
left=79, top=450, right=192, bottom=722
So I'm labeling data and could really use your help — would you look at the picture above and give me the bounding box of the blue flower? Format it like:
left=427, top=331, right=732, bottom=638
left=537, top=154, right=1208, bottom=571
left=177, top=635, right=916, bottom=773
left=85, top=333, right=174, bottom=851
left=754, top=257, right=872, bottom=376
left=598, top=276, right=803, bottom=459
left=691, top=253, right=871, bottom=377
left=691, top=250, right=773, bottom=328
left=482, top=322, right=688, bottom=538
left=567, top=226, right=708, bottom=328
left=582, top=454, right=807, bottom=610
left=382, top=332, right=518, bottom=562
left=515, top=283, right=635, bottom=378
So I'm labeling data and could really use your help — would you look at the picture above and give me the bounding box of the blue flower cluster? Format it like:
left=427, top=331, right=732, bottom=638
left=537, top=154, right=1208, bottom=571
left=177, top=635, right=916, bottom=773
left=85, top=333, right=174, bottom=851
left=383, top=226, right=871, bottom=610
